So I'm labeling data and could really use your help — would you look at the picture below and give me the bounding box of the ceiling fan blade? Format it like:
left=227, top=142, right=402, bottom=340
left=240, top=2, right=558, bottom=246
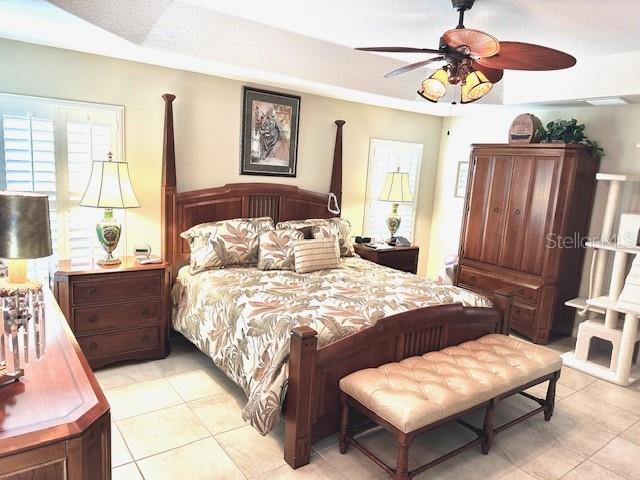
left=471, top=60, right=504, bottom=83
left=356, top=46, right=442, bottom=54
left=385, top=57, right=445, bottom=78
left=476, top=41, right=576, bottom=71
left=442, top=29, right=500, bottom=57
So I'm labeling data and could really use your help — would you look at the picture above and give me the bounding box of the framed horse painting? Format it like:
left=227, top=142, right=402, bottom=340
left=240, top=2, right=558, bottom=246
left=240, top=87, right=301, bottom=177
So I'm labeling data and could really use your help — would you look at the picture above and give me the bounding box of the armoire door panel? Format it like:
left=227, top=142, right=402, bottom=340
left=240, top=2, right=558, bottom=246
left=480, top=155, right=513, bottom=265
left=462, top=155, right=492, bottom=261
left=499, top=156, right=534, bottom=269
left=520, top=157, right=558, bottom=274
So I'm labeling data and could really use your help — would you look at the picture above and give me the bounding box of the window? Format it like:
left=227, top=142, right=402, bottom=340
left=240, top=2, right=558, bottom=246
left=363, top=139, right=423, bottom=242
left=0, top=93, right=124, bottom=281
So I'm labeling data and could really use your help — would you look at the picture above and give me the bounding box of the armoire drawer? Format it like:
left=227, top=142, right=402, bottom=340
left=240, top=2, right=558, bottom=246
left=458, top=268, right=539, bottom=304
left=510, top=303, right=537, bottom=337
left=78, top=326, right=161, bottom=359
left=74, top=299, right=161, bottom=334
left=72, top=272, right=162, bottom=305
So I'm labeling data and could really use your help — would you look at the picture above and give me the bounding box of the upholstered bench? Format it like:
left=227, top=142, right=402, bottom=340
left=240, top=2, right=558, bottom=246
left=338, top=334, right=562, bottom=480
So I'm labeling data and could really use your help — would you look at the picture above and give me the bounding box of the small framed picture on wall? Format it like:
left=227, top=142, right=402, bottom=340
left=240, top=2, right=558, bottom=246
left=240, top=86, right=301, bottom=177
left=455, top=161, right=469, bottom=198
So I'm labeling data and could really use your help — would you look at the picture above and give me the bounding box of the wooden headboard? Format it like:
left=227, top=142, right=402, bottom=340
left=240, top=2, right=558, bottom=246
left=160, top=94, right=345, bottom=276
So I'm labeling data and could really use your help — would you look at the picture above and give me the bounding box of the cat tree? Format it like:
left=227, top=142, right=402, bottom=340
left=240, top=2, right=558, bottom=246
left=563, top=173, right=640, bottom=386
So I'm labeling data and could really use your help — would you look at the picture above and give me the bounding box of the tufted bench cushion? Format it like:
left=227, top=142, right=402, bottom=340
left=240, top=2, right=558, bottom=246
left=339, top=334, right=562, bottom=433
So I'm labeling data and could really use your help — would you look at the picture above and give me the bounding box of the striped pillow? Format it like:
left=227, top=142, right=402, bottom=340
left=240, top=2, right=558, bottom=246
left=293, top=238, right=341, bottom=274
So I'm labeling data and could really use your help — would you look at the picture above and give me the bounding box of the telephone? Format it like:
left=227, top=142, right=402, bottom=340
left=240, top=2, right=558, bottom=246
left=388, top=236, right=411, bottom=247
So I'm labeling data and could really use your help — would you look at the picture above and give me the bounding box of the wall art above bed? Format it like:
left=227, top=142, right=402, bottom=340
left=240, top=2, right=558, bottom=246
left=241, top=86, right=300, bottom=177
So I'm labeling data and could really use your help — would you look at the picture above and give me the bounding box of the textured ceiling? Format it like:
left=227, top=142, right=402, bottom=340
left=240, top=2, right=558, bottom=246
left=2, top=0, right=639, bottom=113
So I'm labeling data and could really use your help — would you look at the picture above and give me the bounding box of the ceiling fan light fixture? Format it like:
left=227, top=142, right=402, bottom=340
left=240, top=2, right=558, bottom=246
left=460, top=70, right=492, bottom=103
left=418, top=68, right=449, bottom=102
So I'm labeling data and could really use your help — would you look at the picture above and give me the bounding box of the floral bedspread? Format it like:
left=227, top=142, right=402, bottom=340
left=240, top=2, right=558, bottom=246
left=171, top=257, right=492, bottom=434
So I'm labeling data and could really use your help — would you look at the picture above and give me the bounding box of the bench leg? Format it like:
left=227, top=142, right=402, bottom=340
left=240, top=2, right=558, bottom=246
left=339, top=392, right=349, bottom=454
left=544, top=371, right=559, bottom=421
left=482, top=399, right=496, bottom=455
left=394, top=437, right=411, bottom=480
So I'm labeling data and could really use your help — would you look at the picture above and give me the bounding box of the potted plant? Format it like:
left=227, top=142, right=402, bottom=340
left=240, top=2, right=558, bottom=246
left=536, top=118, right=604, bottom=158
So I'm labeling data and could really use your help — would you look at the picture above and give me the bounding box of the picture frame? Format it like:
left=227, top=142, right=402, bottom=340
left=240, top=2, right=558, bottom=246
left=455, top=161, right=469, bottom=198
left=240, top=86, right=300, bottom=177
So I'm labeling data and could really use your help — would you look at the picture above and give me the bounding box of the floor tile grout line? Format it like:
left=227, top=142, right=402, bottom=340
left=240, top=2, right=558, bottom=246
left=112, top=398, right=186, bottom=424
left=584, top=435, right=634, bottom=479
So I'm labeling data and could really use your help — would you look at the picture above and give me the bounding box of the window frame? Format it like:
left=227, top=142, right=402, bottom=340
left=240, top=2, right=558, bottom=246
left=0, top=92, right=125, bottom=271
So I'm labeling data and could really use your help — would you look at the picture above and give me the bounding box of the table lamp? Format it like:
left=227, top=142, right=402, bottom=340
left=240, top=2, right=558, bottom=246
left=0, top=191, right=52, bottom=386
left=378, top=167, right=414, bottom=240
left=80, top=152, right=140, bottom=266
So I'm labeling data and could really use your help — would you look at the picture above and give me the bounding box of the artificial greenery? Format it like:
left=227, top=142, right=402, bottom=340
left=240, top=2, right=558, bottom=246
left=536, top=118, right=604, bottom=158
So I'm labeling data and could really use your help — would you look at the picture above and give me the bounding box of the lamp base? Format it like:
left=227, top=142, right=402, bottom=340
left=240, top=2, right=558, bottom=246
left=96, top=208, right=122, bottom=266
left=386, top=202, right=401, bottom=239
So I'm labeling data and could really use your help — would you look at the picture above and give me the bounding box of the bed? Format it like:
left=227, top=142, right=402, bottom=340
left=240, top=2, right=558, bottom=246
left=160, top=93, right=512, bottom=469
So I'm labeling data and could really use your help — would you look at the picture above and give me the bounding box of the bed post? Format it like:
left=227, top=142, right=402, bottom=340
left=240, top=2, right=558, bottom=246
left=284, top=326, right=318, bottom=469
left=161, top=93, right=177, bottom=277
left=329, top=120, right=345, bottom=215
left=493, top=291, right=513, bottom=335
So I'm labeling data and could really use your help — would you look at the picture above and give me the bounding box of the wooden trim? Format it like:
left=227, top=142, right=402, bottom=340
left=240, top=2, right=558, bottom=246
left=161, top=93, right=177, bottom=272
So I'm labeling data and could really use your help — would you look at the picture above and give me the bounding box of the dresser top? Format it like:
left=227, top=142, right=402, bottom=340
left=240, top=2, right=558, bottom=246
left=56, top=256, right=169, bottom=276
left=0, top=288, right=109, bottom=457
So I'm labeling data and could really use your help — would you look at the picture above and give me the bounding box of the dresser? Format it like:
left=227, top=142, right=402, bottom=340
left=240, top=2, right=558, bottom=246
left=0, top=288, right=110, bottom=479
left=354, top=244, right=419, bottom=274
left=54, top=257, right=171, bottom=368
left=455, top=144, right=599, bottom=344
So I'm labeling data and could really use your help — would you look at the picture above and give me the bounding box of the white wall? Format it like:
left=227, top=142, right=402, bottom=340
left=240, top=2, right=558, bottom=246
left=427, top=105, right=640, bottom=301
left=0, top=39, right=443, bottom=275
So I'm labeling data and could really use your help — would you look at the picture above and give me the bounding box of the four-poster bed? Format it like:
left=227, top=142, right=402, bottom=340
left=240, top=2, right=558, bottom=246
left=160, top=93, right=512, bottom=469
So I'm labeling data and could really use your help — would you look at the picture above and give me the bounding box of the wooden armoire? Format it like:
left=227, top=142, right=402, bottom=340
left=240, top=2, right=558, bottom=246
left=455, top=144, right=599, bottom=344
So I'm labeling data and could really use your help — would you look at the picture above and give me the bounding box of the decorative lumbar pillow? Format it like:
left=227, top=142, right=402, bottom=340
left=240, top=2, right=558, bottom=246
left=181, top=217, right=274, bottom=273
left=258, top=229, right=304, bottom=271
left=312, top=218, right=354, bottom=257
left=292, top=237, right=341, bottom=274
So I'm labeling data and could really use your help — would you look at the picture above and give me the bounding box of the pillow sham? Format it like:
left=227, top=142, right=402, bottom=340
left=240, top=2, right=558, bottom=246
left=312, top=218, right=354, bottom=257
left=180, top=217, right=274, bottom=274
left=292, top=237, right=340, bottom=274
left=258, top=229, right=304, bottom=271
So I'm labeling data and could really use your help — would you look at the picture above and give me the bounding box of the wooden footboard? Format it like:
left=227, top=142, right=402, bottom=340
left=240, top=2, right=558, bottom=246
left=284, top=293, right=512, bottom=468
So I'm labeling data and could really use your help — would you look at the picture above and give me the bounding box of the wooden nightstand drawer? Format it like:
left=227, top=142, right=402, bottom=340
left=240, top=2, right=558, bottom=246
left=78, top=325, right=161, bottom=360
left=72, top=272, right=161, bottom=305
left=353, top=244, right=419, bottom=274
left=74, top=299, right=161, bottom=334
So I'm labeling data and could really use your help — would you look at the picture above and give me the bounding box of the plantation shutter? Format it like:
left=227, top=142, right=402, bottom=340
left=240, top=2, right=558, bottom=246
left=0, top=94, right=124, bottom=282
left=363, top=139, right=423, bottom=243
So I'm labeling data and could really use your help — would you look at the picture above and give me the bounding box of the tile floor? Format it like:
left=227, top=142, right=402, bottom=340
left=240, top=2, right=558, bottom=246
left=96, top=335, right=640, bottom=480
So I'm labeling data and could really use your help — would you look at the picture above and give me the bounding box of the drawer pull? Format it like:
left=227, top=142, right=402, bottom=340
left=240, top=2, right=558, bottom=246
left=89, top=342, right=98, bottom=350
left=493, top=207, right=500, bottom=213
left=141, top=335, right=150, bottom=344
left=88, top=315, right=98, bottom=323
left=141, top=283, right=150, bottom=290
left=142, top=307, right=150, bottom=316
left=470, top=275, right=477, bottom=282
left=88, top=287, right=97, bottom=295
left=514, top=209, right=521, bottom=215
left=517, top=288, right=525, bottom=294
left=515, top=309, right=522, bottom=315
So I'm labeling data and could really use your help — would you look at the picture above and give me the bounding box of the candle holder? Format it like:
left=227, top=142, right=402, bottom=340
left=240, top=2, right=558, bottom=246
left=0, top=282, right=46, bottom=386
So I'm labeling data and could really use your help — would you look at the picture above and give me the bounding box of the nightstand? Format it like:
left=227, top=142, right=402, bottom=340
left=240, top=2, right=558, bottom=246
left=53, top=257, right=171, bottom=369
left=354, top=244, right=419, bottom=274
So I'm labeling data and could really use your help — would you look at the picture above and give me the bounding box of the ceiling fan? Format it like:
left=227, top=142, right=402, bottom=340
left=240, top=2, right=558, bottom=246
left=356, top=0, right=577, bottom=104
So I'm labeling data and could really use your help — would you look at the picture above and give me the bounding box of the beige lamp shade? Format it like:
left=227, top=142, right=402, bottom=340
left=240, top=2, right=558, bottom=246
left=80, top=154, right=140, bottom=209
left=0, top=191, right=53, bottom=259
left=378, top=169, right=414, bottom=203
